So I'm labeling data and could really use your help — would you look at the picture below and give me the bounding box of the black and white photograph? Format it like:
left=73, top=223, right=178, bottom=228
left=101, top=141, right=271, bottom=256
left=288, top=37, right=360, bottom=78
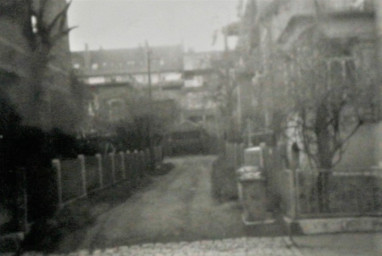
left=1, top=0, right=382, bottom=255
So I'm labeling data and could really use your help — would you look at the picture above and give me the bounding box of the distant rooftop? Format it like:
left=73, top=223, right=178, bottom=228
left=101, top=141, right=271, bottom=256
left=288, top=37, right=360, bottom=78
left=72, top=45, right=184, bottom=76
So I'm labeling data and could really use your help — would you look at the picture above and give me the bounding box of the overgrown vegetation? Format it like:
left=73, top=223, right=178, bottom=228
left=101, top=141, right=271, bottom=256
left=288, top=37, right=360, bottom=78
left=243, top=2, right=378, bottom=212
left=0, top=0, right=86, bottom=240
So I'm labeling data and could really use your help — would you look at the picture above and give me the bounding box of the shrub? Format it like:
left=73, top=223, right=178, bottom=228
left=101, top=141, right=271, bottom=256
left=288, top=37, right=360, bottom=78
left=211, top=155, right=238, bottom=201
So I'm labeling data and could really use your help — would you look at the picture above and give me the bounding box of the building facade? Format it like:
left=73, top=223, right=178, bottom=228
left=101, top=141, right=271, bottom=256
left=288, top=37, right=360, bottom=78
left=72, top=46, right=223, bottom=136
left=237, top=0, right=379, bottom=168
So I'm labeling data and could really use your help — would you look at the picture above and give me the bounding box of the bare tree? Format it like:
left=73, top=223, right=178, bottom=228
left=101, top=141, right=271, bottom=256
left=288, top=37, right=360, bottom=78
left=23, top=0, right=76, bottom=128
left=267, top=26, right=377, bottom=211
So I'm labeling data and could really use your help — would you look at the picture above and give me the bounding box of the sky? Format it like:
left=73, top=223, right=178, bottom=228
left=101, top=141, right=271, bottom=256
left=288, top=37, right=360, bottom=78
left=67, top=0, right=239, bottom=52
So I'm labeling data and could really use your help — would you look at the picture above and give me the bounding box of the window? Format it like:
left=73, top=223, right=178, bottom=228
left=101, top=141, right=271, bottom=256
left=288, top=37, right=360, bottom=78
left=31, top=15, right=38, bottom=33
left=91, top=63, right=99, bottom=70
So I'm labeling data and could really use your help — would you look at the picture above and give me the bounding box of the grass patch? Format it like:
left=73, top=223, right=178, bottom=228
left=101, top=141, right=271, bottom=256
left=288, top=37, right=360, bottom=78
left=211, top=155, right=238, bottom=202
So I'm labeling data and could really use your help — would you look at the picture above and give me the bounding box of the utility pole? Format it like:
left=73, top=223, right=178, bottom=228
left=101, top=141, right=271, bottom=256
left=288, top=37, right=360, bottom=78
left=223, top=30, right=233, bottom=140
left=376, top=0, right=382, bottom=120
left=145, top=41, right=155, bottom=170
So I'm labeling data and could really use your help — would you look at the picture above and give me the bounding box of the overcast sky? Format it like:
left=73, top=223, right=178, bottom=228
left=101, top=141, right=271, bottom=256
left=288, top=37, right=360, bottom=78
left=67, top=0, right=239, bottom=52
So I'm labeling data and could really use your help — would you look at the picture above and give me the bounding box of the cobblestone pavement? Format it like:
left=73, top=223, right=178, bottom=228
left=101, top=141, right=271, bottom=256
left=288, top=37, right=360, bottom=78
left=20, top=237, right=302, bottom=256
left=7, top=233, right=382, bottom=256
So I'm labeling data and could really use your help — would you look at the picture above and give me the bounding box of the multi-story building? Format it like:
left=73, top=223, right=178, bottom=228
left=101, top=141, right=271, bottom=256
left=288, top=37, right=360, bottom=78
left=72, top=45, right=183, bottom=87
left=71, top=45, right=183, bottom=132
left=237, top=0, right=379, bottom=168
left=72, top=45, right=223, bottom=135
left=182, top=51, right=222, bottom=134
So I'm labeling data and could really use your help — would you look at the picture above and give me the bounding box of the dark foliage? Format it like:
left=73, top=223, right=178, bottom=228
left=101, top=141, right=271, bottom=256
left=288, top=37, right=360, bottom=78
left=0, top=99, right=93, bottom=233
left=114, top=114, right=164, bottom=151
left=211, top=155, right=238, bottom=202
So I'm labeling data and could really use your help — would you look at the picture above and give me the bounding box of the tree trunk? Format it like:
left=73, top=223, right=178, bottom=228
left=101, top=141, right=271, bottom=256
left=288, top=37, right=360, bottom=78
left=27, top=50, right=50, bottom=129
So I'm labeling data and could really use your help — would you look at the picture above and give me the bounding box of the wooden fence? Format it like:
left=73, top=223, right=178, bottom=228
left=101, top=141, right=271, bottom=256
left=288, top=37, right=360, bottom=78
left=52, top=146, right=163, bottom=209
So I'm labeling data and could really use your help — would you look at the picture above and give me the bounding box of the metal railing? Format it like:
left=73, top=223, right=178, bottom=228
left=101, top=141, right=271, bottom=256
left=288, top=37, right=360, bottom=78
left=294, top=168, right=382, bottom=218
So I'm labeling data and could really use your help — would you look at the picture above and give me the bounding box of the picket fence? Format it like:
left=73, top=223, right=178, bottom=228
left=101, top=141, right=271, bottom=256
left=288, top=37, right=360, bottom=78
left=52, top=146, right=163, bottom=209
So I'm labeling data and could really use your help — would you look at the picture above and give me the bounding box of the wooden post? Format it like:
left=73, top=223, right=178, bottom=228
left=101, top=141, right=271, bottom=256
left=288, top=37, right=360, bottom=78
left=110, top=153, right=116, bottom=184
left=145, top=148, right=151, bottom=170
left=120, top=151, right=126, bottom=179
left=259, top=142, right=267, bottom=169
left=96, top=153, right=103, bottom=189
left=283, top=169, right=297, bottom=219
left=145, top=41, right=155, bottom=171
left=239, top=143, right=245, bottom=166
left=233, top=143, right=238, bottom=170
left=153, top=146, right=157, bottom=163
left=125, top=150, right=131, bottom=183
left=290, top=169, right=298, bottom=219
left=52, top=159, right=63, bottom=209
left=134, top=150, right=139, bottom=179
left=78, top=155, right=87, bottom=197
left=140, top=150, right=145, bottom=176
left=376, top=0, right=382, bottom=119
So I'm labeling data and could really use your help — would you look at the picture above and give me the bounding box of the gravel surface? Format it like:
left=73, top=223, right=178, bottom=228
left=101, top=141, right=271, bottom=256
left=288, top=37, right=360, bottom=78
left=58, top=155, right=282, bottom=252
left=22, top=237, right=302, bottom=256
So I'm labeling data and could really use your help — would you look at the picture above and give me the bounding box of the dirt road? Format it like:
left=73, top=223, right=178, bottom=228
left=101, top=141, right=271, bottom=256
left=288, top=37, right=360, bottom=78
left=59, top=155, right=282, bottom=251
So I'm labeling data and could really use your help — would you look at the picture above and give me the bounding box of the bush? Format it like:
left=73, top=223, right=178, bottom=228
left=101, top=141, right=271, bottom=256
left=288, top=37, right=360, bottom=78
left=211, top=155, right=238, bottom=202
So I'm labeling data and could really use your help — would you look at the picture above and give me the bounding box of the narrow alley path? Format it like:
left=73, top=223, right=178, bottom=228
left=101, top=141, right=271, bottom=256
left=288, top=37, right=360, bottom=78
left=63, top=155, right=252, bottom=251
left=37, top=156, right=382, bottom=256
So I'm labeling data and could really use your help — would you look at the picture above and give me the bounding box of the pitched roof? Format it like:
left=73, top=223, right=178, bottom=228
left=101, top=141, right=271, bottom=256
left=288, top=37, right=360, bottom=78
left=72, top=45, right=183, bottom=76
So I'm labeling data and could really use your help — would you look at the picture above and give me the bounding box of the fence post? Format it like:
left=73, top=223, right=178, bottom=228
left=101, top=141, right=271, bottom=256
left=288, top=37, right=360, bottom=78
left=145, top=148, right=151, bottom=170
left=259, top=142, right=267, bottom=169
left=239, top=143, right=245, bottom=167
left=96, top=153, right=103, bottom=189
left=125, top=150, right=131, bottom=183
left=120, top=151, right=126, bottom=179
left=52, top=159, right=63, bottom=209
left=134, top=150, right=139, bottom=179
left=287, top=169, right=297, bottom=219
left=155, top=146, right=159, bottom=162
left=140, top=150, right=145, bottom=176
left=153, top=146, right=157, bottom=164
left=110, top=153, right=116, bottom=184
left=78, top=155, right=87, bottom=197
